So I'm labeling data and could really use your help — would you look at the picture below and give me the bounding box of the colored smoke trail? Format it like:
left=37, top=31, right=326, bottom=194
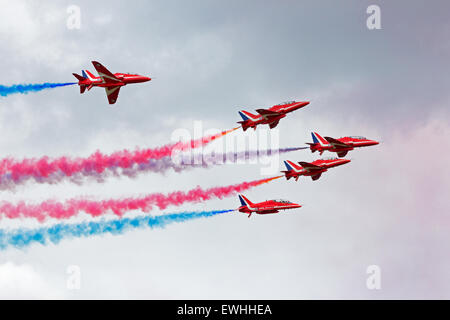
left=0, top=128, right=239, bottom=189
left=0, top=147, right=305, bottom=188
left=0, top=176, right=281, bottom=222
left=132, top=147, right=307, bottom=174
left=0, top=209, right=233, bottom=250
left=0, top=82, right=76, bottom=97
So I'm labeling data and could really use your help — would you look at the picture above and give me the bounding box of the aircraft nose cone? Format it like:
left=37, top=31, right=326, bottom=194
left=143, top=76, right=151, bottom=82
left=299, top=101, right=310, bottom=107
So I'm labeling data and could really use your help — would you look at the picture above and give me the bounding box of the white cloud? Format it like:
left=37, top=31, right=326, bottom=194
left=0, top=262, right=65, bottom=299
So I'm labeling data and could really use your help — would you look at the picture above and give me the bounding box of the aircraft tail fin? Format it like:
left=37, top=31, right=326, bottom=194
left=284, top=160, right=300, bottom=171
left=84, top=70, right=96, bottom=80
left=238, top=194, right=253, bottom=207
left=238, top=111, right=259, bottom=131
left=238, top=110, right=259, bottom=121
left=311, top=132, right=329, bottom=147
left=238, top=111, right=248, bottom=121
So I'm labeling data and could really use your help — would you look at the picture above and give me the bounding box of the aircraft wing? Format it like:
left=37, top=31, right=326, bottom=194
left=105, top=86, right=121, bottom=104
left=269, top=119, right=280, bottom=129
left=258, top=209, right=279, bottom=214
left=298, top=161, right=323, bottom=171
left=324, top=136, right=350, bottom=148
left=311, top=173, right=322, bottom=181
left=92, top=61, right=121, bottom=84
left=256, top=109, right=281, bottom=118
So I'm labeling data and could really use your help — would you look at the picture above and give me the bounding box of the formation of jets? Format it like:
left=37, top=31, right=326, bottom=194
left=235, top=100, right=379, bottom=218
left=73, top=61, right=151, bottom=104
left=71, top=62, right=378, bottom=218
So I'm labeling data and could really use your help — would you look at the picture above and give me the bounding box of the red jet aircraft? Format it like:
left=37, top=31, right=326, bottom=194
left=282, top=158, right=350, bottom=181
left=237, top=100, right=309, bottom=131
left=238, top=194, right=301, bottom=218
left=72, top=61, right=151, bottom=105
left=307, top=132, right=379, bottom=157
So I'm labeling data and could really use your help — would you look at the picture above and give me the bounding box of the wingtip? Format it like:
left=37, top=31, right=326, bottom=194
left=91, top=60, right=102, bottom=67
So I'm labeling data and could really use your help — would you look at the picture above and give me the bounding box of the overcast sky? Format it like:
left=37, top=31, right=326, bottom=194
left=0, top=0, right=449, bottom=299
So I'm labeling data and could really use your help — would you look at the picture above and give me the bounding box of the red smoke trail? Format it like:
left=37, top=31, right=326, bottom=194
left=0, top=175, right=281, bottom=222
left=0, top=127, right=238, bottom=184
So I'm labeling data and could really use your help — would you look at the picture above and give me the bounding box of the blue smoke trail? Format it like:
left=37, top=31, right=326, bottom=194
left=0, top=82, right=76, bottom=97
left=0, top=209, right=233, bottom=250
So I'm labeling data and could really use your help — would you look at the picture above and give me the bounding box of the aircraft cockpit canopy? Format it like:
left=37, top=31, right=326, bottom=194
left=273, top=199, right=292, bottom=204
left=275, top=101, right=296, bottom=106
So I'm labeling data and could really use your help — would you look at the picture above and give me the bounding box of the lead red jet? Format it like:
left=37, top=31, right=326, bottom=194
left=72, top=61, right=151, bottom=105
left=282, top=158, right=350, bottom=181
left=237, top=100, right=309, bottom=131
left=307, top=132, right=379, bottom=157
left=238, top=194, right=301, bottom=218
